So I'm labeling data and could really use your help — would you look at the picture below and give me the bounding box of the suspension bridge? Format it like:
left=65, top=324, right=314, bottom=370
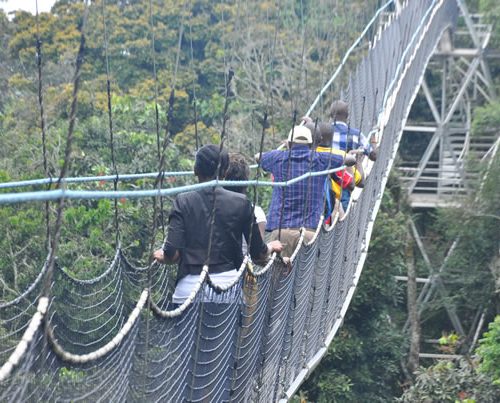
left=0, top=0, right=495, bottom=401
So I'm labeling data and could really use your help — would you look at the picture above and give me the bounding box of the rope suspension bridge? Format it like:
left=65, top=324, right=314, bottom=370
left=0, top=0, right=471, bottom=401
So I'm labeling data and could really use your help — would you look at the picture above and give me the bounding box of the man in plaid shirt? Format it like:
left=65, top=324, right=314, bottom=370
left=328, top=100, right=378, bottom=212
left=330, top=100, right=378, bottom=161
left=257, top=125, right=345, bottom=257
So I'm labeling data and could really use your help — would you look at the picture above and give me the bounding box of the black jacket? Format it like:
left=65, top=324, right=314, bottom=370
left=164, top=186, right=268, bottom=280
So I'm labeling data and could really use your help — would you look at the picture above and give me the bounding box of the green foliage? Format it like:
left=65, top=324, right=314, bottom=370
left=438, top=332, right=461, bottom=354
left=411, top=101, right=500, bottom=343
left=173, top=121, right=220, bottom=155
left=401, top=100, right=500, bottom=402
left=471, top=102, right=500, bottom=135
left=423, top=158, right=499, bottom=327
left=477, top=315, right=500, bottom=385
left=477, top=0, right=500, bottom=88
left=0, top=204, right=45, bottom=296
left=399, top=358, right=500, bottom=403
left=479, top=0, right=500, bottom=48
left=58, top=367, right=85, bottom=384
left=199, top=92, right=226, bottom=125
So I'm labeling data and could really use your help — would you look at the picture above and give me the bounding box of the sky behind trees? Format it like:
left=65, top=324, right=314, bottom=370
left=0, top=0, right=56, bottom=15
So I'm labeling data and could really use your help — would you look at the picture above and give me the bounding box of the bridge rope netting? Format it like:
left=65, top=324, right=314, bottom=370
left=0, top=0, right=460, bottom=401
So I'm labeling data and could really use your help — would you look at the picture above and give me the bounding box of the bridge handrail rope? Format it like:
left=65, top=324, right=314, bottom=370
left=0, top=258, right=49, bottom=309
left=381, top=0, right=440, bottom=118
left=0, top=297, right=48, bottom=382
left=35, top=0, right=52, bottom=251
left=101, top=0, right=121, bottom=247
left=150, top=266, right=208, bottom=318
left=205, top=257, right=249, bottom=293
left=0, top=167, right=347, bottom=204
left=304, top=214, right=325, bottom=249
left=0, top=166, right=260, bottom=190
left=150, top=256, right=250, bottom=320
left=0, top=170, right=194, bottom=190
left=0, top=0, right=470, bottom=401
left=46, top=290, right=148, bottom=364
left=56, top=247, right=121, bottom=285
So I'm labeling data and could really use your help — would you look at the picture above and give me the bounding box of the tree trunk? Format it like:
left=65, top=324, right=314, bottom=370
left=406, top=224, right=420, bottom=378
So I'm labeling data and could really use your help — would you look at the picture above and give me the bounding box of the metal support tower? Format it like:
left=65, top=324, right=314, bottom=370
left=399, top=1, right=496, bottom=208
left=395, top=1, right=498, bottom=361
left=398, top=218, right=491, bottom=359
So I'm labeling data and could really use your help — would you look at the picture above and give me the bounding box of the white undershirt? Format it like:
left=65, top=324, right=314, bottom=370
left=254, top=205, right=267, bottom=224
left=242, top=205, right=267, bottom=255
left=172, top=270, right=240, bottom=304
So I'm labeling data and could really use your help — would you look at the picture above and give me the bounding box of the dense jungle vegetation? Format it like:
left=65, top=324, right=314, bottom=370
left=0, top=0, right=499, bottom=401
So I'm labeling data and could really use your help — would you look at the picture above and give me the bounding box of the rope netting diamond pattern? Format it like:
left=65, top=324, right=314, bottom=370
left=0, top=0, right=459, bottom=401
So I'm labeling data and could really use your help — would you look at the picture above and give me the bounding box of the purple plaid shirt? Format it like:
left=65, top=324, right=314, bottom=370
left=261, top=145, right=344, bottom=231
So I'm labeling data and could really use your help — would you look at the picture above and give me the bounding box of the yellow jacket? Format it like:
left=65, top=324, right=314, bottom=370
left=316, top=146, right=362, bottom=199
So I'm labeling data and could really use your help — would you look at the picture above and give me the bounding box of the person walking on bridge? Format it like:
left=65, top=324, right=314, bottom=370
left=329, top=100, right=378, bottom=161
left=256, top=125, right=345, bottom=258
left=153, top=144, right=283, bottom=303
left=329, top=100, right=377, bottom=211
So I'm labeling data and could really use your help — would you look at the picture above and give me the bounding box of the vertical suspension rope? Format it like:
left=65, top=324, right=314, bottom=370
left=188, top=21, right=200, bottom=151
left=357, top=96, right=367, bottom=150
left=146, top=0, right=185, bottom=257
left=285, top=0, right=306, bottom=119
left=269, top=0, right=281, bottom=146
left=341, top=107, right=353, bottom=210
left=148, top=0, right=162, bottom=165
left=204, top=68, right=234, bottom=269
left=354, top=95, right=367, bottom=191
left=216, top=3, right=237, bottom=148
left=248, top=6, right=284, bottom=393
left=34, top=0, right=53, bottom=377
left=156, top=20, right=184, bottom=168
left=101, top=0, right=120, bottom=246
left=370, top=88, right=380, bottom=135
left=320, top=108, right=339, bottom=221
left=150, top=5, right=186, bottom=240
left=277, top=0, right=307, bottom=233
left=202, top=7, right=234, bottom=271
left=277, top=111, right=298, bottom=241
left=143, top=0, right=160, bottom=396
left=190, top=17, right=233, bottom=396
left=190, top=68, right=234, bottom=403
left=144, top=4, right=185, bottom=398
left=42, top=0, right=89, bottom=300
left=147, top=0, right=164, bottom=240
left=35, top=0, right=51, bottom=251
left=301, top=118, right=319, bottom=228
left=298, top=0, right=307, bottom=109
left=247, top=0, right=281, bottom=250
left=247, top=112, right=268, bottom=254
